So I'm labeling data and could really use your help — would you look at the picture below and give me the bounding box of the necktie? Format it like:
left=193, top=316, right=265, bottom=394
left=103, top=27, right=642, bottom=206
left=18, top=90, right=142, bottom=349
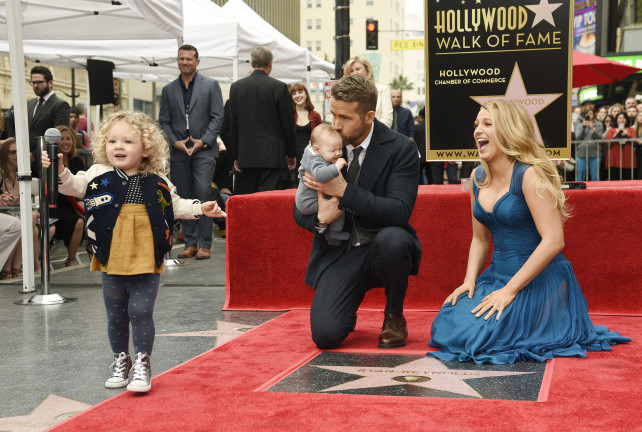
left=346, top=146, right=363, bottom=184
left=392, top=109, right=398, bottom=131
left=34, top=98, right=44, bottom=116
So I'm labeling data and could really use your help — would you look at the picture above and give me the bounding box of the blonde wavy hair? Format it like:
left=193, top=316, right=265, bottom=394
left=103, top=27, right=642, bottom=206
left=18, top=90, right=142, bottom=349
left=475, top=100, right=569, bottom=220
left=93, top=111, right=169, bottom=176
left=343, top=56, right=376, bottom=84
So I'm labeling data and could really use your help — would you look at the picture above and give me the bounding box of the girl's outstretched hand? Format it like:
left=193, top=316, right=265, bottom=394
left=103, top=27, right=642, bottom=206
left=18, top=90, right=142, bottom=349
left=41, top=150, right=64, bottom=174
left=201, top=201, right=227, bottom=218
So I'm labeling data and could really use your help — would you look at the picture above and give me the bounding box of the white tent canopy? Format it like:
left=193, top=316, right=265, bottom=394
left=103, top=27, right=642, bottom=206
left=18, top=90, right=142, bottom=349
left=1, top=0, right=183, bottom=292
left=222, top=0, right=333, bottom=82
left=0, top=0, right=183, bottom=40
left=0, top=0, right=334, bottom=84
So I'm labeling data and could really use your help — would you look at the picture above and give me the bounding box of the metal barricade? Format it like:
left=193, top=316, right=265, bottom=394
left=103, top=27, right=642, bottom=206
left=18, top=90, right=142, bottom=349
left=566, top=137, right=641, bottom=181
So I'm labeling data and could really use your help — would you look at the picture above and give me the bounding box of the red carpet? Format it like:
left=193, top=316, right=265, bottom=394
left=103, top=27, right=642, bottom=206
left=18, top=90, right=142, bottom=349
left=225, top=182, right=642, bottom=315
left=49, top=310, right=640, bottom=432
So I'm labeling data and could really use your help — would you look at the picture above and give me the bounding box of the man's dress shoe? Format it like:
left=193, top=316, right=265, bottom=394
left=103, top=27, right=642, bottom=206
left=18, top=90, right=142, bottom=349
left=195, top=248, right=211, bottom=260
left=177, top=246, right=198, bottom=258
left=378, top=313, right=407, bottom=349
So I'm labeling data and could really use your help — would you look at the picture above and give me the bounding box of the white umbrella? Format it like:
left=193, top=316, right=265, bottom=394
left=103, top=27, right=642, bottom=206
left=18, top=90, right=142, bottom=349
left=2, top=0, right=183, bottom=292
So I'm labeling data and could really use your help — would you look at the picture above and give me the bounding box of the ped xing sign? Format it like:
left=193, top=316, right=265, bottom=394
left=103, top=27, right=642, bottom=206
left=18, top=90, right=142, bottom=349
left=392, top=39, right=424, bottom=50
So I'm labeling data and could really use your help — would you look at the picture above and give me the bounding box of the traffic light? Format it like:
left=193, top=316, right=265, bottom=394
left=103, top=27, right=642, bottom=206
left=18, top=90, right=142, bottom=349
left=366, top=19, right=378, bottom=50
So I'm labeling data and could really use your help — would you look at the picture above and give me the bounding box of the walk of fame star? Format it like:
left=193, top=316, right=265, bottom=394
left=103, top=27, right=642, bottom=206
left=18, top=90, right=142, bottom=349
left=313, top=357, right=534, bottom=398
left=470, top=63, right=562, bottom=144
left=158, top=320, right=255, bottom=346
left=0, top=394, right=90, bottom=432
left=267, top=353, right=548, bottom=401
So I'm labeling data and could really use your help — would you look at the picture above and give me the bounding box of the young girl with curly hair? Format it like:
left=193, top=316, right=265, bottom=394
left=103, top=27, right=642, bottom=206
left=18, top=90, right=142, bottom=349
left=42, top=111, right=226, bottom=392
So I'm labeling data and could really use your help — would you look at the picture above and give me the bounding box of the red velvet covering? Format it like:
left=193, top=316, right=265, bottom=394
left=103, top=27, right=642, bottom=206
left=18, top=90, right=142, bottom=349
left=226, top=181, right=642, bottom=315
left=47, top=310, right=641, bottom=432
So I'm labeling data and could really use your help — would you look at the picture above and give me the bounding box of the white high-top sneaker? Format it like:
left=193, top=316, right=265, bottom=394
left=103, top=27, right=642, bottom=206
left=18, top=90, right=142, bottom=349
left=127, top=353, right=152, bottom=393
left=105, top=352, right=132, bottom=388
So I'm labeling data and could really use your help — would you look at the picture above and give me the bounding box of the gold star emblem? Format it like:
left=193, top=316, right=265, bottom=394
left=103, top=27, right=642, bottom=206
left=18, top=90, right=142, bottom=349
left=470, top=63, right=562, bottom=144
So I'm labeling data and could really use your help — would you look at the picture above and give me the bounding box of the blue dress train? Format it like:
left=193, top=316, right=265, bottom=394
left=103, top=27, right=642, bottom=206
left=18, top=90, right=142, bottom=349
left=428, top=162, right=630, bottom=364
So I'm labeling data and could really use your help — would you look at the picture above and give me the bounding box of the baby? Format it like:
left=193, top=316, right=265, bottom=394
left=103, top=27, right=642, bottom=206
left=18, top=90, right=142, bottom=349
left=295, top=124, right=349, bottom=246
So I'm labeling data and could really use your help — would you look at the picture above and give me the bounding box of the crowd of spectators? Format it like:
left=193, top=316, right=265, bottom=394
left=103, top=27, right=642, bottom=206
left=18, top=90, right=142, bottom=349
left=572, top=97, right=642, bottom=181
left=0, top=65, right=92, bottom=278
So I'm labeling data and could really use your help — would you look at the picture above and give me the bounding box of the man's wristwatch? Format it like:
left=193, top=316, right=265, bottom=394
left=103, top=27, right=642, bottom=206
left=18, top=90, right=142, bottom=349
left=313, top=215, right=328, bottom=234
left=202, top=142, right=209, bottom=150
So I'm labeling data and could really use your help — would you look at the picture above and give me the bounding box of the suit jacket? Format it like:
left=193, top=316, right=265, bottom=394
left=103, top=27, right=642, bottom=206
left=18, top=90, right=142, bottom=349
left=27, top=92, right=70, bottom=153
left=229, top=69, right=296, bottom=169
left=293, top=119, right=422, bottom=288
left=393, top=106, right=415, bottom=139
left=159, top=72, right=224, bottom=159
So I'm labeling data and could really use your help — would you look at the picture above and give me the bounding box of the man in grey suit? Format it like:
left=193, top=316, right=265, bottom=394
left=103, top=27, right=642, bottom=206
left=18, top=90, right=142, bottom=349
left=160, top=45, right=224, bottom=260
left=27, top=66, right=70, bottom=175
left=294, top=75, right=422, bottom=350
left=229, top=46, right=296, bottom=194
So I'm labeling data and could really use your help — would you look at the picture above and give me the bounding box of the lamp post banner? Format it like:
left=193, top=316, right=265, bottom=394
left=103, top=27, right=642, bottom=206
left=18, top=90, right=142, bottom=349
left=424, top=0, right=573, bottom=161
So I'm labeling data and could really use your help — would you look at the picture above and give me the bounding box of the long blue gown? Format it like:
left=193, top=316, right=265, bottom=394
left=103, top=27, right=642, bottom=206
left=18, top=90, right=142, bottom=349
left=428, top=162, right=630, bottom=364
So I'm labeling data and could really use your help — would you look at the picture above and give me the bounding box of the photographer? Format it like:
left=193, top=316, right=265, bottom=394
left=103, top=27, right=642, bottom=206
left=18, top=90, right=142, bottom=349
left=574, top=108, right=603, bottom=181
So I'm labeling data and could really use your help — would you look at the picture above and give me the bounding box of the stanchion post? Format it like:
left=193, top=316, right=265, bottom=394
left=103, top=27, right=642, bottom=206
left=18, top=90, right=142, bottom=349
left=21, top=129, right=76, bottom=305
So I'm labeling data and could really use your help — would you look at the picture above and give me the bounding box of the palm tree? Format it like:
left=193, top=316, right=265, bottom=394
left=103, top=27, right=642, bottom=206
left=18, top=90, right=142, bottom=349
left=389, top=75, right=414, bottom=90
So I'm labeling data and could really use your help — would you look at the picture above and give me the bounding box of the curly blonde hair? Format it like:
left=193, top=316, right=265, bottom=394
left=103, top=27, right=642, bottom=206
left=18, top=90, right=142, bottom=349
left=93, top=111, right=169, bottom=176
left=475, top=100, right=569, bottom=221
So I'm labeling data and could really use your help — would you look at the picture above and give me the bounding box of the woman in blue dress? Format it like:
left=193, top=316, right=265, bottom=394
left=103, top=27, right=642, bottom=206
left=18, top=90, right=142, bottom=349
left=428, top=100, right=630, bottom=364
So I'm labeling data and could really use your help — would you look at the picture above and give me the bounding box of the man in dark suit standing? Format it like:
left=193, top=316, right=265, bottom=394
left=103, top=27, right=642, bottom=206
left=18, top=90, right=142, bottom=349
left=294, top=75, right=422, bottom=350
left=159, top=45, right=224, bottom=260
left=229, top=46, right=296, bottom=194
left=390, top=89, right=415, bottom=139
left=27, top=66, right=70, bottom=174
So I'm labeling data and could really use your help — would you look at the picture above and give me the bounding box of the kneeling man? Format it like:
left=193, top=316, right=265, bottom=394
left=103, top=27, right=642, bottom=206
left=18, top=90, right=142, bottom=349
left=294, top=75, right=422, bottom=349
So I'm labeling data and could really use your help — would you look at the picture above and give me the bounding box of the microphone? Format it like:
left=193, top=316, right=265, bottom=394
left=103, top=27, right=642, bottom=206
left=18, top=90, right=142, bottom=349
left=44, top=127, right=62, bottom=144
left=44, top=128, right=61, bottom=207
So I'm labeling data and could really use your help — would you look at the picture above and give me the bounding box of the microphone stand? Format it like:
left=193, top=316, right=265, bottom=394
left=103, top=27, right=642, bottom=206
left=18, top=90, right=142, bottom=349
left=22, top=134, right=76, bottom=305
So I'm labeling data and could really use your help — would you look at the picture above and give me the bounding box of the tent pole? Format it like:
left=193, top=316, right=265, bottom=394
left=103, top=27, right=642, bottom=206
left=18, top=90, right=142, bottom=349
left=306, top=50, right=311, bottom=89
left=233, top=55, right=238, bottom=82
left=86, top=69, right=92, bottom=137
left=6, top=0, right=36, bottom=293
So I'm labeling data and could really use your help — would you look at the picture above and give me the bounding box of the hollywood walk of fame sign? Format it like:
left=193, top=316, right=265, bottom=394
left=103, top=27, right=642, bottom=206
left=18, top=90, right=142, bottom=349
left=266, top=353, right=549, bottom=401
left=425, top=0, right=573, bottom=160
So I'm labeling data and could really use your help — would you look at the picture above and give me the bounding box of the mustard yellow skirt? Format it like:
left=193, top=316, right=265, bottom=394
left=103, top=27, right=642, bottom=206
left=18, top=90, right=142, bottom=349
left=91, top=204, right=164, bottom=275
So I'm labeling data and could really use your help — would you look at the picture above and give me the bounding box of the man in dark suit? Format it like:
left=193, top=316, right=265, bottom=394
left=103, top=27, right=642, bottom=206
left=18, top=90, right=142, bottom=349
left=229, top=46, right=296, bottom=194
left=27, top=66, right=70, bottom=174
left=294, top=75, right=422, bottom=350
left=159, top=44, right=224, bottom=260
left=390, top=89, right=415, bottom=139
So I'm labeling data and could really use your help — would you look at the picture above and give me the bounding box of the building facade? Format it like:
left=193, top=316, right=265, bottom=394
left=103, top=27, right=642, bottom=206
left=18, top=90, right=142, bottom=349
left=212, top=0, right=300, bottom=44
left=300, top=0, right=405, bottom=89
